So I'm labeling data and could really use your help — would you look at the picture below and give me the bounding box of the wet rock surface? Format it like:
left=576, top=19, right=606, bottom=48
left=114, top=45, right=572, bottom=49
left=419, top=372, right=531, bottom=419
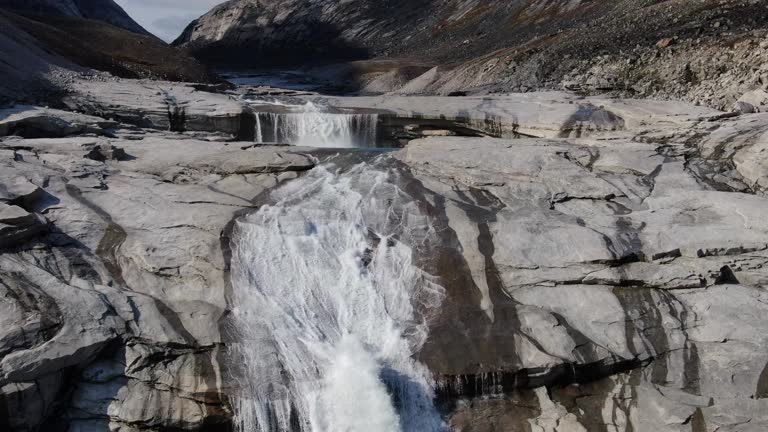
left=396, top=125, right=768, bottom=431
left=301, top=92, right=721, bottom=138
left=1, top=77, right=768, bottom=431
left=0, top=89, right=315, bottom=430
left=65, top=80, right=248, bottom=138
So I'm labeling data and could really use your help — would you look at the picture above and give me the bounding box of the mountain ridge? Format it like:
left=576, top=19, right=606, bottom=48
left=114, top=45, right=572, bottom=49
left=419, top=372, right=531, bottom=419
left=0, top=6, right=216, bottom=105
left=0, top=0, right=152, bottom=36
left=174, top=0, right=768, bottom=110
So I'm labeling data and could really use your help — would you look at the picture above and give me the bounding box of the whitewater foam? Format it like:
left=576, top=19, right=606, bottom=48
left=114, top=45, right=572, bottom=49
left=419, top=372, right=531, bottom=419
left=229, top=160, right=445, bottom=432
left=253, top=102, right=378, bottom=148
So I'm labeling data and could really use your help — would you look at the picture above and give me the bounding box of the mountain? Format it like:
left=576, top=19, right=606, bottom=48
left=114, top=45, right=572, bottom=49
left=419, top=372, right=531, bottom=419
left=0, top=0, right=151, bottom=36
left=175, top=0, right=768, bottom=110
left=0, top=4, right=216, bottom=104
left=174, top=0, right=599, bottom=66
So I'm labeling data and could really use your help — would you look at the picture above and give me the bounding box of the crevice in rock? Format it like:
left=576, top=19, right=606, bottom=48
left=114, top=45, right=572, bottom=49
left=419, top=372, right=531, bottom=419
left=64, top=183, right=127, bottom=287
left=685, top=157, right=753, bottom=194
left=556, top=148, right=600, bottom=173
left=0, top=272, right=63, bottom=356
left=161, top=91, right=186, bottom=133
left=756, top=362, right=768, bottom=399
left=549, top=193, right=619, bottom=210
left=614, top=287, right=702, bottom=395
left=690, top=407, right=708, bottom=432
left=435, top=356, right=652, bottom=402
left=236, top=108, right=256, bottom=142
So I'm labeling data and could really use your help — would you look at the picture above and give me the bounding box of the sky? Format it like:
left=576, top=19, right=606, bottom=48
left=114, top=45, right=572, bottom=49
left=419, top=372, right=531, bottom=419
left=114, top=0, right=225, bottom=42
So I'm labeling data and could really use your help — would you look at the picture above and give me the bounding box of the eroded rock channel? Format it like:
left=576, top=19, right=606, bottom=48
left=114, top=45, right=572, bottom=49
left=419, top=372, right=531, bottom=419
left=2, top=80, right=768, bottom=432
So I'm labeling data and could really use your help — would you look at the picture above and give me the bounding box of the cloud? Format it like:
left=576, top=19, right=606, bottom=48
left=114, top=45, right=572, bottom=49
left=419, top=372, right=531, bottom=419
left=113, top=0, right=224, bottom=42
left=151, top=14, right=202, bottom=42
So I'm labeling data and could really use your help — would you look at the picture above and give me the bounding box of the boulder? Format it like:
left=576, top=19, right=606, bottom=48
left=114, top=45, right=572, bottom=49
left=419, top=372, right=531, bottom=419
left=0, top=203, right=46, bottom=248
left=0, top=105, right=117, bottom=138
left=734, top=100, right=757, bottom=113
left=83, top=143, right=127, bottom=161
left=738, top=89, right=768, bottom=112
left=656, top=37, right=675, bottom=48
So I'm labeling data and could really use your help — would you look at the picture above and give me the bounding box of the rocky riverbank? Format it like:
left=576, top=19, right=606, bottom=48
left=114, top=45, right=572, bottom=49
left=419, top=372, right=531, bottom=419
left=2, top=77, right=768, bottom=431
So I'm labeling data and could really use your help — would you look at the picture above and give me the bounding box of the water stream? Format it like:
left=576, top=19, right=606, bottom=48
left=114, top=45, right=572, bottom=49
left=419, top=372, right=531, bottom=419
left=253, top=102, right=379, bottom=148
left=228, top=111, right=446, bottom=431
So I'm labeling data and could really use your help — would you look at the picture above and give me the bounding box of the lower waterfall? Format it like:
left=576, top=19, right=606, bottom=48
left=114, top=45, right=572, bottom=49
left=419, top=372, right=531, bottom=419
left=254, top=102, right=379, bottom=148
left=229, top=159, right=446, bottom=432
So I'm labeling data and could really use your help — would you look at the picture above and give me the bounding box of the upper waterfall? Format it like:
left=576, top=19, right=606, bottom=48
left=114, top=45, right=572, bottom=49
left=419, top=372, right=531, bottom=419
left=229, top=159, right=446, bottom=432
left=252, top=101, right=379, bottom=148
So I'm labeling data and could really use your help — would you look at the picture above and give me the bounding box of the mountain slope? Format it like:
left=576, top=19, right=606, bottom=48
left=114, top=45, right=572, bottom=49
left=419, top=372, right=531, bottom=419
left=0, top=0, right=151, bottom=35
left=0, top=9, right=216, bottom=105
left=70, top=0, right=151, bottom=36
left=0, top=11, right=74, bottom=104
left=175, top=0, right=768, bottom=109
left=172, top=0, right=635, bottom=66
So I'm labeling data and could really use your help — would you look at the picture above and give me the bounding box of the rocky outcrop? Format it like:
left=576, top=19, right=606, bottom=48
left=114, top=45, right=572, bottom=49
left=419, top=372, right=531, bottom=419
left=0, top=100, right=315, bottom=430
left=0, top=0, right=150, bottom=35
left=3, top=77, right=768, bottom=431
left=64, top=80, right=250, bottom=137
left=177, top=0, right=768, bottom=110
left=299, top=92, right=721, bottom=138
left=0, top=105, right=118, bottom=138
left=394, top=118, right=768, bottom=431
left=173, top=0, right=604, bottom=66
left=424, top=22, right=768, bottom=112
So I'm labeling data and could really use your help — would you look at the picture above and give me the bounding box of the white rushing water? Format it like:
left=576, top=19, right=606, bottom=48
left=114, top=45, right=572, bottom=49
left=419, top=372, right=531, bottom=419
left=253, top=102, right=379, bottom=148
left=229, top=160, right=446, bottom=432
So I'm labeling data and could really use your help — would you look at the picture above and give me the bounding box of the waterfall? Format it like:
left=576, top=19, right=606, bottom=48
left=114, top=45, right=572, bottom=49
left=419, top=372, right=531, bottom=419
left=229, top=160, right=446, bottom=432
left=253, top=102, right=379, bottom=148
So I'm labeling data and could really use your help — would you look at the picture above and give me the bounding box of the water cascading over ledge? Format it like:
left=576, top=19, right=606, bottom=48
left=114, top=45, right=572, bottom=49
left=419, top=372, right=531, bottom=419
left=228, top=158, right=447, bottom=432
left=252, top=102, right=379, bottom=148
